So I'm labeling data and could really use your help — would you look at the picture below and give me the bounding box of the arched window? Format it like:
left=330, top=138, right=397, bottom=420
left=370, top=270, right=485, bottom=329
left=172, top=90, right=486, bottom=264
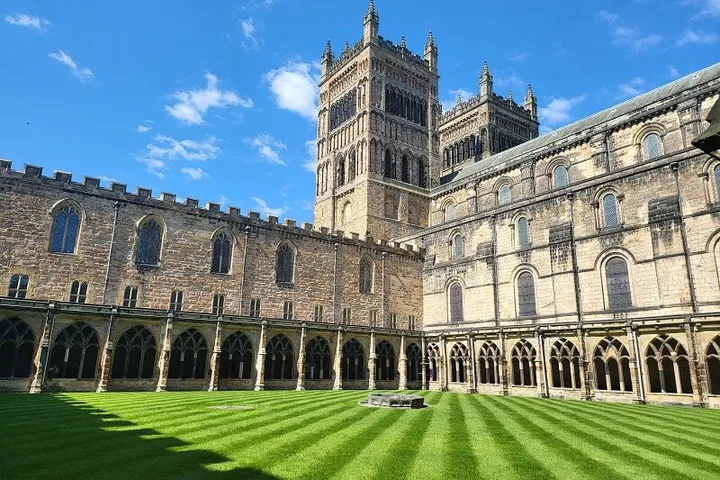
left=348, top=151, right=357, bottom=182
left=452, top=234, right=464, bottom=259
left=642, top=132, right=663, bottom=160
left=478, top=341, right=500, bottom=385
left=450, top=343, right=468, bottom=383
left=517, top=217, right=530, bottom=248
left=553, top=165, right=569, bottom=189
left=449, top=282, right=464, bottom=323
left=376, top=340, right=395, bottom=381
left=220, top=332, right=253, bottom=379
left=427, top=343, right=440, bottom=382
left=276, top=244, right=294, bottom=285
left=444, top=202, right=456, bottom=222
left=337, top=157, right=345, bottom=187
left=359, top=258, right=373, bottom=294
left=645, top=335, right=693, bottom=394
left=341, top=338, right=365, bottom=380
left=48, top=322, right=99, bottom=379
left=606, top=257, right=631, bottom=309
left=602, top=193, right=619, bottom=227
left=136, top=218, right=163, bottom=266
left=706, top=335, right=720, bottom=394
left=50, top=204, right=81, bottom=254
left=401, top=155, right=409, bottom=183
left=498, top=183, right=511, bottom=205
left=406, top=343, right=421, bottom=382
left=517, top=272, right=537, bottom=317
left=714, top=164, right=720, bottom=202
left=0, top=318, right=35, bottom=378
left=418, top=159, right=427, bottom=188
left=341, top=202, right=352, bottom=225
left=168, top=329, right=208, bottom=380
left=549, top=338, right=581, bottom=389
left=384, top=149, right=395, bottom=179
left=593, top=337, right=632, bottom=391
left=111, top=326, right=156, bottom=379
left=211, top=231, right=232, bottom=274
left=305, top=336, right=331, bottom=380
left=511, top=339, right=537, bottom=386
left=265, top=334, right=294, bottom=380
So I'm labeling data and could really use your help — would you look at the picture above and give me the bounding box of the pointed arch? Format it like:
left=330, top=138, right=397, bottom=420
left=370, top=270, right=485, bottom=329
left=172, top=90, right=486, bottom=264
left=359, top=256, right=374, bottom=294
left=478, top=340, right=500, bottom=385
left=168, top=329, right=208, bottom=379
left=265, top=334, right=294, bottom=380
left=275, top=241, right=296, bottom=285
left=136, top=216, right=164, bottom=266
left=549, top=338, right=581, bottom=389
left=427, top=343, right=440, bottom=382
left=342, top=338, right=365, bottom=380
left=0, top=318, right=35, bottom=378
left=449, top=343, right=469, bottom=383
left=305, top=336, right=331, bottom=380
left=511, top=339, right=537, bottom=386
left=49, top=200, right=83, bottom=254
left=112, top=326, right=156, bottom=379
left=220, top=331, right=253, bottom=379
left=211, top=229, right=233, bottom=274
left=706, top=335, right=720, bottom=394
left=646, top=335, right=693, bottom=394
left=49, top=322, right=99, bottom=379
left=593, top=337, right=632, bottom=392
left=376, top=340, right=395, bottom=381
left=406, top=342, right=421, bottom=382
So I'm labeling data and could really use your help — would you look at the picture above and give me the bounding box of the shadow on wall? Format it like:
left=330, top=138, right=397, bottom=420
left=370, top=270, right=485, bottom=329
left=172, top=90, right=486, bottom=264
left=0, top=393, right=280, bottom=480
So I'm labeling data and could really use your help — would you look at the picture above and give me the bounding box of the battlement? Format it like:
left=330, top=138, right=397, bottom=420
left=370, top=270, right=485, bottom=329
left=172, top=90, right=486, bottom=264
left=440, top=92, right=534, bottom=125
left=377, top=35, right=427, bottom=66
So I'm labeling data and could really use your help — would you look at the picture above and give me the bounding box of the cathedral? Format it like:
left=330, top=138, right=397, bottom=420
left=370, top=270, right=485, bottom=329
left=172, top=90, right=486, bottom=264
left=1, top=2, right=720, bottom=408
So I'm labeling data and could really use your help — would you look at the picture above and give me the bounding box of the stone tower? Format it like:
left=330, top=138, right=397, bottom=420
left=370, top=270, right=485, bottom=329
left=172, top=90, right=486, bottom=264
left=313, top=1, right=440, bottom=240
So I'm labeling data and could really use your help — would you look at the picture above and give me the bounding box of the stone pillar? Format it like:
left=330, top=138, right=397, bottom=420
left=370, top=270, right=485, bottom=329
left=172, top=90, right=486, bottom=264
left=420, top=335, right=428, bottom=390
left=439, top=334, right=448, bottom=391
left=684, top=321, right=708, bottom=407
left=30, top=305, right=56, bottom=394
left=207, top=321, right=223, bottom=392
left=368, top=330, right=376, bottom=390
left=96, top=309, right=118, bottom=393
left=155, top=314, right=173, bottom=392
left=626, top=326, right=646, bottom=404
left=333, top=326, right=343, bottom=390
left=296, top=324, right=307, bottom=390
left=468, top=333, right=477, bottom=393
left=398, top=333, right=407, bottom=390
left=577, top=328, right=592, bottom=400
left=499, top=332, right=509, bottom=395
left=255, top=321, right=267, bottom=391
left=535, top=332, right=547, bottom=397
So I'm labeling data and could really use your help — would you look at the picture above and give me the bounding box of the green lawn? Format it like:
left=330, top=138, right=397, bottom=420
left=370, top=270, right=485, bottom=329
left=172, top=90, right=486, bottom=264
left=2, top=391, right=720, bottom=480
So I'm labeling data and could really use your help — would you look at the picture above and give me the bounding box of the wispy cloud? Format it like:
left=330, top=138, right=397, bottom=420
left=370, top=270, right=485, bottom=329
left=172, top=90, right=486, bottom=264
left=677, top=30, right=719, bottom=46
left=250, top=196, right=286, bottom=218
left=303, top=139, right=318, bottom=172
left=617, top=77, right=646, bottom=99
left=48, top=51, right=94, bottom=83
left=136, top=124, right=152, bottom=133
left=264, top=61, right=319, bottom=121
left=239, top=17, right=261, bottom=49
left=181, top=167, right=209, bottom=180
left=683, top=0, right=720, bottom=18
left=669, top=66, right=679, bottom=78
left=441, top=88, right=473, bottom=111
left=4, top=14, right=51, bottom=30
left=135, top=134, right=220, bottom=178
left=241, top=0, right=274, bottom=10
left=538, top=95, right=586, bottom=126
left=165, top=73, right=253, bottom=125
left=246, top=133, right=287, bottom=166
left=508, top=51, right=530, bottom=63
left=597, top=10, right=662, bottom=52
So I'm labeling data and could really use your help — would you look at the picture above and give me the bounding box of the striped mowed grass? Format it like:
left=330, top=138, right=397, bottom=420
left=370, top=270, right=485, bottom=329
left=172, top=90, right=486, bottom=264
left=2, top=391, right=720, bottom=480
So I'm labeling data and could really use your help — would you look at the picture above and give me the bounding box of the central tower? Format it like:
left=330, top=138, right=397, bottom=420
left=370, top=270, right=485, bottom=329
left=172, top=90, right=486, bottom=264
left=312, top=1, right=440, bottom=240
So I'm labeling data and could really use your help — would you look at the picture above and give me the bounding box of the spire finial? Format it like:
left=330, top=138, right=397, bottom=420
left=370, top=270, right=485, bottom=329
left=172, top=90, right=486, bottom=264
left=456, top=92, right=463, bottom=105
left=426, top=30, right=434, bottom=47
left=368, top=0, right=375, bottom=13
left=508, top=90, right=513, bottom=102
left=482, top=60, right=489, bottom=76
left=343, top=40, right=349, bottom=53
left=400, top=35, right=406, bottom=49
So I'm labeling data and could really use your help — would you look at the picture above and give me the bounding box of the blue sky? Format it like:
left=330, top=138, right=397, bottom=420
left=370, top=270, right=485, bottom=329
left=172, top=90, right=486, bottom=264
left=1, top=1, right=719, bottom=223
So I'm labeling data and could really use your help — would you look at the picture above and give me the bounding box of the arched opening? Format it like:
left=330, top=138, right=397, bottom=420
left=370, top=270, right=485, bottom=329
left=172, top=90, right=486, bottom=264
left=427, top=343, right=440, bottom=382
left=646, top=335, right=693, bottom=394
left=511, top=339, right=537, bottom=386
left=48, top=322, right=99, bottom=379
left=168, top=329, right=208, bottom=379
left=384, top=149, right=395, bottom=179
left=275, top=243, right=294, bottom=285
left=478, top=341, right=500, bottom=384
left=450, top=343, right=468, bottom=383
left=376, top=340, right=395, bottom=381
left=0, top=318, right=35, bottom=378
left=305, top=336, right=331, bottom=380
left=401, top=155, right=409, bottom=183
left=50, top=203, right=81, bottom=254
left=549, top=338, right=581, bottom=389
left=406, top=343, right=421, bottom=382
left=220, top=331, right=253, bottom=379
left=593, top=337, right=632, bottom=392
left=448, top=282, right=464, bottom=323
left=211, top=231, right=232, bottom=274
left=341, top=338, right=365, bottom=380
left=136, top=218, right=163, bottom=266
left=707, top=335, right=720, bottom=394
left=112, top=326, right=156, bottom=379
left=606, top=257, right=631, bottom=309
left=517, top=272, right=537, bottom=317
left=265, top=334, right=294, bottom=380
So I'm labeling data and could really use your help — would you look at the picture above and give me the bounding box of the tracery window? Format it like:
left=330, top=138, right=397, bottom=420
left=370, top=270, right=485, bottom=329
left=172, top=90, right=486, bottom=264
left=642, top=132, right=663, bottom=160
left=341, top=338, right=365, bottom=380
left=337, top=156, right=346, bottom=187
left=553, top=165, right=569, bottom=189
left=136, top=218, right=163, bottom=266
left=593, top=337, right=632, bottom=392
left=706, top=335, right=720, bottom=394
left=498, top=183, right=511, bottom=206
left=265, top=334, right=294, bottom=380
left=427, top=343, right=440, bottom=382
left=112, top=325, right=156, bottom=379
left=376, top=340, right=395, bottom=381
left=517, top=217, right=530, bottom=248
left=329, top=88, right=357, bottom=131
left=0, top=318, right=35, bottom=378
left=406, top=343, right=421, bottom=382
left=123, top=286, right=138, bottom=307
left=168, top=329, right=208, bottom=379
left=646, top=335, right=693, bottom=394
left=50, top=204, right=81, bottom=254
left=478, top=341, right=500, bottom=385
left=602, top=193, right=619, bottom=228
left=220, top=331, right=253, bottom=379
left=305, top=336, right=331, bottom=380
left=549, top=338, right=581, bottom=389
left=348, top=150, right=357, bottom=182
left=7, top=274, right=29, bottom=299
left=606, top=257, right=632, bottom=309
left=211, top=231, right=232, bottom=274
left=359, top=258, right=373, bottom=294
left=517, top=272, right=537, bottom=317
left=69, top=281, right=88, bottom=304
left=448, top=282, right=464, bottom=323
left=511, top=339, right=537, bottom=386
left=449, top=343, right=468, bottom=383
left=48, top=322, right=99, bottom=379
left=276, top=244, right=294, bottom=285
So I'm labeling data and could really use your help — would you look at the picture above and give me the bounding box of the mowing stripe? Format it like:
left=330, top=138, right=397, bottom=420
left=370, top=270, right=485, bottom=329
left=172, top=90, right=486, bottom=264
left=441, top=393, right=481, bottom=478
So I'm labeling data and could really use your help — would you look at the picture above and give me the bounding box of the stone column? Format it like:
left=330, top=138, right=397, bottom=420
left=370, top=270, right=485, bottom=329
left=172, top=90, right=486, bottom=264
left=626, top=325, right=645, bottom=404
left=296, top=324, right=307, bottom=390
left=577, top=328, right=592, bottom=400
left=420, top=335, right=428, bottom=390
left=499, top=332, right=509, bottom=395
left=96, top=309, right=118, bottom=393
left=333, top=326, right=343, bottom=390
left=207, top=321, right=223, bottom=392
left=439, top=334, right=448, bottom=391
left=535, top=332, right=547, bottom=397
left=398, top=333, right=407, bottom=390
left=30, top=304, right=56, bottom=394
left=684, top=321, right=708, bottom=407
left=468, top=333, right=477, bottom=393
left=155, top=314, right=173, bottom=392
left=254, top=321, right=267, bottom=391
left=368, top=330, right=376, bottom=390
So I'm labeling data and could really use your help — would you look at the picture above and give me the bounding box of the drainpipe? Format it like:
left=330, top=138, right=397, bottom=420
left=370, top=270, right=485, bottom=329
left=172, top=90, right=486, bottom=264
left=332, top=243, right=339, bottom=323
left=671, top=162, right=698, bottom=313
left=491, top=215, right=500, bottom=326
left=239, top=226, right=251, bottom=315
left=381, top=251, right=387, bottom=326
left=101, top=201, right=121, bottom=304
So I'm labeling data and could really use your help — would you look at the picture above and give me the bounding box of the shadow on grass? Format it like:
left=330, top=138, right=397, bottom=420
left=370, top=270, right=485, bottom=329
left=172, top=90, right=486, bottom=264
left=0, top=393, right=280, bottom=480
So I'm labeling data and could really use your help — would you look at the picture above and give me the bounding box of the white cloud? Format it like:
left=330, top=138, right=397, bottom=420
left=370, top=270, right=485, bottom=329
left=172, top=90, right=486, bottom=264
left=684, top=0, right=720, bottom=17
left=136, top=124, right=152, bottom=133
left=441, top=88, right=473, bottom=111
left=246, top=133, right=287, bottom=166
left=239, top=17, right=260, bottom=49
left=135, top=134, right=220, bottom=177
left=677, top=30, right=719, bottom=46
left=597, top=10, right=662, bottom=52
left=264, top=61, right=319, bottom=121
left=48, top=51, right=94, bottom=83
left=165, top=73, right=253, bottom=125
left=617, top=77, right=646, bottom=98
left=303, top=139, right=318, bottom=172
left=669, top=66, right=679, bottom=78
left=181, top=167, right=209, bottom=180
left=4, top=14, right=51, bottom=30
left=508, top=51, right=530, bottom=63
left=250, top=196, right=286, bottom=218
left=597, top=10, right=619, bottom=24
left=538, top=95, right=586, bottom=125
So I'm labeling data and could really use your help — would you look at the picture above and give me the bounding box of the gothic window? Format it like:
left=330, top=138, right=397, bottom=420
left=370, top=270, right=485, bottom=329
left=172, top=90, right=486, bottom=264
left=337, top=156, right=346, bottom=187
left=469, top=135, right=476, bottom=158
left=265, top=334, right=294, bottom=380
left=0, top=319, right=35, bottom=378
left=212, top=294, right=225, bottom=316
left=549, top=338, right=581, bottom=389
left=418, top=158, right=427, bottom=188
left=123, top=286, right=138, bottom=307
left=452, top=234, right=464, bottom=259
left=553, top=165, right=569, bottom=189
left=211, top=231, right=232, bottom=274
left=169, top=290, right=183, bottom=312
left=511, top=339, right=537, bottom=386
left=642, top=132, right=663, bottom=160
left=449, top=282, right=464, bottom=323
left=406, top=343, right=421, bottom=382
left=7, top=274, right=29, bottom=299
left=341, top=338, right=365, bottom=380
left=50, top=204, right=81, bottom=254
left=136, top=218, right=163, bottom=266
left=376, top=340, right=395, bottom=381
left=450, top=343, right=468, bottom=383
left=283, top=301, right=294, bottom=320
left=220, top=331, right=253, bottom=379
left=443, top=149, right=450, bottom=169
left=517, top=217, right=530, bottom=248
left=305, top=336, right=331, bottom=380
left=427, top=343, right=440, bottom=382
left=517, top=272, right=537, bottom=317
left=384, top=149, right=395, bottom=179
left=478, top=341, right=500, bottom=385
left=602, top=193, right=619, bottom=227
left=645, top=335, right=693, bottom=394
left=359, top=258, right=373, bottom=294
left=341, top=202, right=352, bottom=225
left=715, top=164, right=720, bottom=202
left=112, top=325, right=156, bottom=379
left=168, top=329, right=208, bottom=379
left=276, top=244, right=294, bottom=285
left=593, top=337, right=632, bottom=392
left=706, top=335, right=720, bottom=394
left=498, top=183, right=511, bottom=206
left=48, top=322, right=99, bottom=379
left=606, top=257, right=632, bottom=309
left=401, top=155, right=409, bottom=183
left=69, top=281, right=88, bottom=304
left=348, top=150, right=357, bottom=182
left=444, top=202, right=456, bottom=222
